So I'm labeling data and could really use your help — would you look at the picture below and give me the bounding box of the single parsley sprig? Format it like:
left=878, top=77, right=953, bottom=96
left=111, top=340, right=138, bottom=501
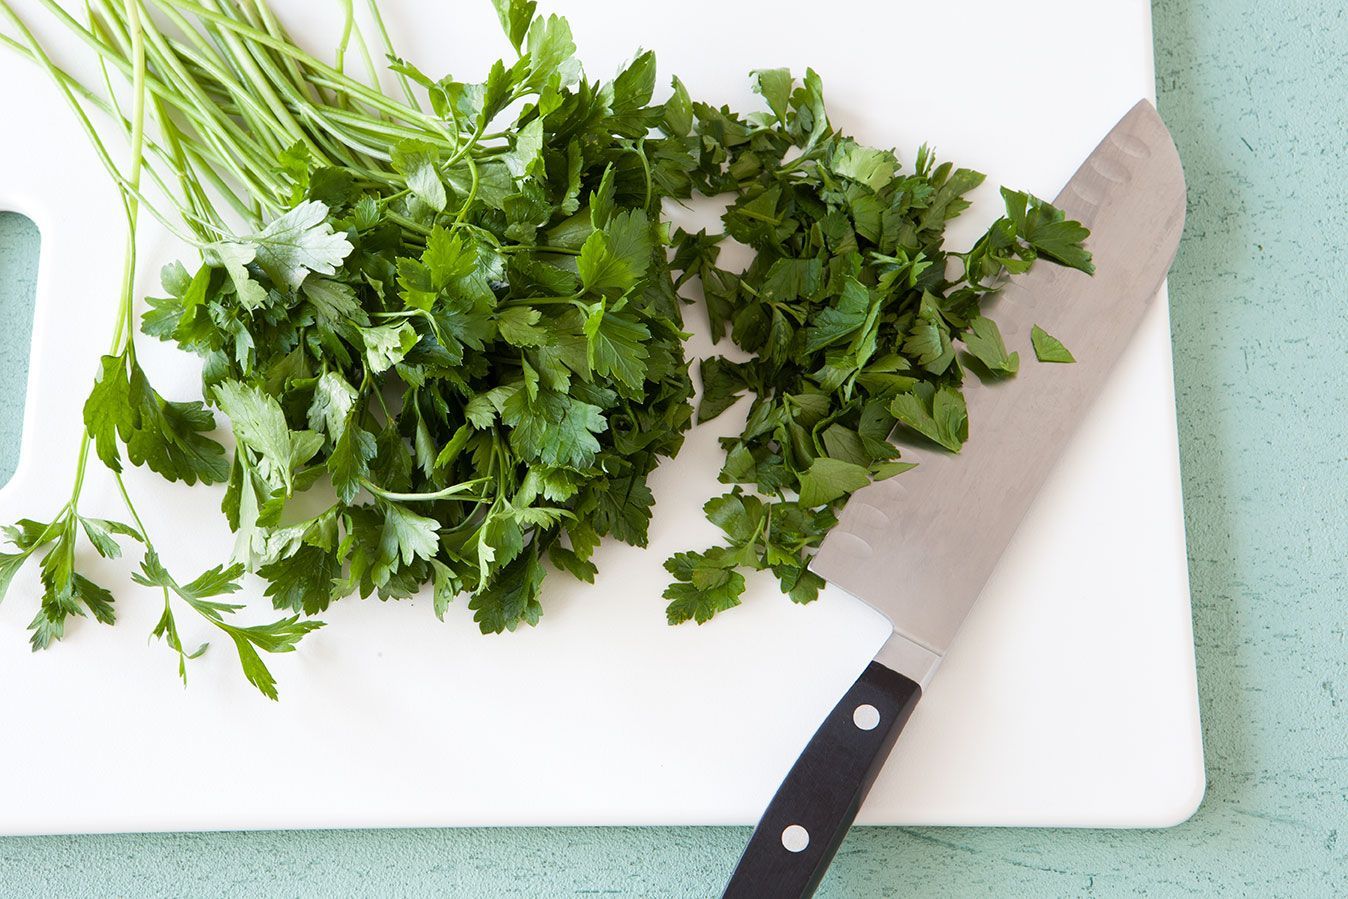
left=0, top=0, right=324, bottom=697
left=660, top=69, right=1093, bottom=623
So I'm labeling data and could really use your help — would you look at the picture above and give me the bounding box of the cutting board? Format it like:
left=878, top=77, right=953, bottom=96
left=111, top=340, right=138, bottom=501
left=0, top=0, right=1202, bottom=834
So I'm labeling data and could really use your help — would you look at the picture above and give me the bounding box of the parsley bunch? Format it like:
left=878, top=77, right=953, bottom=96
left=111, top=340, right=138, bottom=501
left=660, top=69, right=1093, bottom=624
left=0, top=0, right=1095, bottom=696
left=0, top=0, right=692, bottom=696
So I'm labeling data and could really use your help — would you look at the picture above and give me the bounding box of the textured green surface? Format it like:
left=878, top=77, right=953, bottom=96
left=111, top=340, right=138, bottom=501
left=2, top=0, right=1347, bottom=894
left=0, top=213, right=35, bottom=487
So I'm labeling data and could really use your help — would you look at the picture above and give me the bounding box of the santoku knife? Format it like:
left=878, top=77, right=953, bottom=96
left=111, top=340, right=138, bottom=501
left=722, top=99, right=1186, bottom=898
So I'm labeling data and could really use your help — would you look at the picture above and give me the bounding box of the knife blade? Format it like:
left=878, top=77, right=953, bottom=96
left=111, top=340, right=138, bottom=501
left=722, top=99, right=1186, bottom=898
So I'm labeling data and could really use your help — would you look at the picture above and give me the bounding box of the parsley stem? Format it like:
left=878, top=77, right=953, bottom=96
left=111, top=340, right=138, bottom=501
left=0, top=8, right=185, bottom=240
left=0, top=32, right=201, bottom=240
left=362, top=0, right=421, bottom=112
left=332, top=3, right=391, bottom=100
left=49, top=0, right=447, bottom=201
left=323, top=107, right=449, bottom=145
left=194, top=4, right=323, bottom=161
left=27, top=1, right=271, bottom=177
left=444, top=122, right=487, bottom=171
left=132, top=6, right=291, bottom=162
left=76, top=3, right=289, bottom=207
left=334, top=0, right=354, bottom=76
left=156, top=0, right=436, bottom=127
left=499, top=294, right=585, bottom=309
left=498, top=245, right=582, bottom=256
left=361, top=477, right=493, bottom=504
left=623, top=139, right=653, bottom=209
left=345, top=6, right=382, bottom=94
left=219, top=19, right=386, bottom=166
left=111, top=471, right=152, bottom=548
left=69, top=0, right=148, bottom=512
left=109, top=465, right=184, bottom=668
left=120, top=0, right=146, bottom=346
left=387, top=211, right=431, bottom=236
left=371, top=383, right=393, bottom=420
left=451, top=155, right=480, bottom=230
left=68, top=437, right=94, bottom=507
left=246, top=1, right=318, bottom=108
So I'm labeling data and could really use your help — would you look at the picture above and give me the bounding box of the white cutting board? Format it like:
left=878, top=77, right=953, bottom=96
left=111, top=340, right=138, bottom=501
left=0, top=0, right=1202, bottom=833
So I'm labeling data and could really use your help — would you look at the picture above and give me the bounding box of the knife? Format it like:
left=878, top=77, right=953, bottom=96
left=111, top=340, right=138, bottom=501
left=721, top=99, right=1187, bottom=898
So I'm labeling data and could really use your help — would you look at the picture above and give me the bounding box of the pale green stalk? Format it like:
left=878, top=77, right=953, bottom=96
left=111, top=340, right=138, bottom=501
left=194, top=0, right=325, bottom=160
left=152, top=0, right=442, bottom=127
left=362, top=0, right=420, bottom=110
left=69, top=0, right=149, bottom=506
left=16, top=0, right=286, bottom=209
left=0, top=5, right=189, bottom=236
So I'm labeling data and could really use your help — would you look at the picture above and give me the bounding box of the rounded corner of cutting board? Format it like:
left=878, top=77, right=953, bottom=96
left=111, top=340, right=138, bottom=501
left=1147, top=743, right=1208, bottom=829
left=1162, top=772, right=1208, bottom=829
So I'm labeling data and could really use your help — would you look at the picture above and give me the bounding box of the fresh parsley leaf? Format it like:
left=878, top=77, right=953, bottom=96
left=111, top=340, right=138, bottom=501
left=796, top=457, right=871, bottom=508
left=0, top=552, right=28, bottom=605
left=1031, top=324, right=1076, bottom=363
left=84, top=351, right=228, bottom=485
left=245, top=200, right=353, bottom=290
left=589, top=471, right=656, bottom=547
left=1001, top=188, right=1095, bottom=274
left=307, top=371, right=359, bottom=441
left=470, top=545, right=545, bottom=633
left=489, top=0, right=537, bottom=54
left=213, top=380, right=324, bottom=494
left=752, top=68, right=793, bottom=124
left=328, top=416, right=377, bottom=504
left=577, top=229, right=636, bottom=295
left=890, top=385, right=969, bottom=452
left=585, top=302, right=650, bottom=391
left=663, top=548, right=746, bottom=624
left=134, top=549, right=322, bottom=700
left=962, top=316, right=1020, bottom=375
left=260, top=544, right=339, bottom=615
left=500, top=389, right=607, bottom=469
left=378, top=501, right=441, bottom=574
left=696, top=357, right=747, bottom=423
left=361, top=322, right=420, bottom=374
left=391, top=141, right=448, bottom=212
left=203, top=240, right=268, bottom=311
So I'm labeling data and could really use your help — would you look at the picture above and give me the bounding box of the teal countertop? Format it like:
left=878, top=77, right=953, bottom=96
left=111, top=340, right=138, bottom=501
left=1, top=0, right=1346, bottom=894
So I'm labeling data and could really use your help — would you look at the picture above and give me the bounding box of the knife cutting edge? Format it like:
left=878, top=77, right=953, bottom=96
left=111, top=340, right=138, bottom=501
left=722, top=99, right=1187, bottom=898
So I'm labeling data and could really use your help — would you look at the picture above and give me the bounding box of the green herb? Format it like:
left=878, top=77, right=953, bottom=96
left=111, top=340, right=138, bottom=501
left=0, top=0, right=1094, bottom=690
left=660, top=70, right=1092, bottom=623
left=1031, top=324, right=1076, bottom=363
left=0, top=0, right=692, bottom=695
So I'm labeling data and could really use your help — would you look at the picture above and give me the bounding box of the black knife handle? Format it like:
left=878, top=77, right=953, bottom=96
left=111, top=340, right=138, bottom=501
left=722, top=661, right=922, bottom=899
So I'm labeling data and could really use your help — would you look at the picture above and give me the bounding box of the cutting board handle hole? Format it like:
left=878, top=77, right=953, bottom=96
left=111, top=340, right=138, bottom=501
left=0, top=211, right=39, bottom=489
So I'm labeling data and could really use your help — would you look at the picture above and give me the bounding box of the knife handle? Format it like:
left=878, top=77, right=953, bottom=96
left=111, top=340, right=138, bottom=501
left=722, top=661, right=921, bottom=899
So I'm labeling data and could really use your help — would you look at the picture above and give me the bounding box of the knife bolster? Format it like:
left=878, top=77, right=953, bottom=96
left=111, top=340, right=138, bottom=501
left=875, top=629, right=943, bottom=689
